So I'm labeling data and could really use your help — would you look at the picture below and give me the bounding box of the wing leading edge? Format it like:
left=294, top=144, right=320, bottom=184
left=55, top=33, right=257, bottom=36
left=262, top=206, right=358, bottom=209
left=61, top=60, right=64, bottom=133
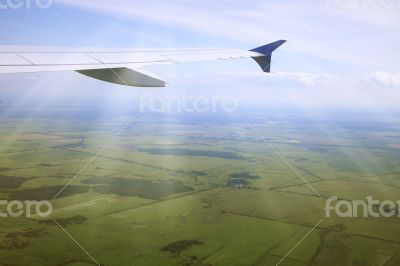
left=0, top=40, right=286, bottom=87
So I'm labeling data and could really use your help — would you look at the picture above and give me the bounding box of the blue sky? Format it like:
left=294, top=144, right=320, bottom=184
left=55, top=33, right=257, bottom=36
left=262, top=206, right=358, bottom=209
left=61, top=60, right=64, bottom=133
left=0, top=0, right=399, bottom=110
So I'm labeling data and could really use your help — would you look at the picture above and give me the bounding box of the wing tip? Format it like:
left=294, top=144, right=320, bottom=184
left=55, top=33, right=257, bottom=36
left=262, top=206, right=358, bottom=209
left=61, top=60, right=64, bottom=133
left=249, top=40, right=286, bottom=55
left=249, top=40, right=286, bottom=73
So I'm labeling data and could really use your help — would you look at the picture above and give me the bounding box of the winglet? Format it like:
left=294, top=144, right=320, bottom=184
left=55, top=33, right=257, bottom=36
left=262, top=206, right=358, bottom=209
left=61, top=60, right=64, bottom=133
left=249, top=40, right=286, bottom=72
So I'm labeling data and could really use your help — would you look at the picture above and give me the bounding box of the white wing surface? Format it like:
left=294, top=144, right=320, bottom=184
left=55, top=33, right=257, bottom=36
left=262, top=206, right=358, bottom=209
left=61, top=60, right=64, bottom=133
left=0, top=40, right=286, bottom=87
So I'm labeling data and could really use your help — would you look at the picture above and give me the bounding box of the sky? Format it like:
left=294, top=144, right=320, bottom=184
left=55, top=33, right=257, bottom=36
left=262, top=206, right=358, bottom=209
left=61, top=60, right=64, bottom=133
left=0, top=0, right=399, bottom=111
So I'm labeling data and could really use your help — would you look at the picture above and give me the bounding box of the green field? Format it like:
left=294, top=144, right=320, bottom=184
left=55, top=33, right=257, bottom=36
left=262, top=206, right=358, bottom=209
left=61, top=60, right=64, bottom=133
left=0, top=109, right=400, bottom=265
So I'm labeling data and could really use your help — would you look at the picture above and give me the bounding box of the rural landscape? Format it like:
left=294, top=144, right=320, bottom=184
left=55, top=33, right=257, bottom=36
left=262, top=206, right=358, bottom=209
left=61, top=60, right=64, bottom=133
left=0, top=105, right=399, bottom=266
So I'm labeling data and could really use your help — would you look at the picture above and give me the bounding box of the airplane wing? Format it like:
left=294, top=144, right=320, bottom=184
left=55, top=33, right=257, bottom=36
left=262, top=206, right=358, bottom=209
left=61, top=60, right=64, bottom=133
left=0, top=40, right=286, bottom=87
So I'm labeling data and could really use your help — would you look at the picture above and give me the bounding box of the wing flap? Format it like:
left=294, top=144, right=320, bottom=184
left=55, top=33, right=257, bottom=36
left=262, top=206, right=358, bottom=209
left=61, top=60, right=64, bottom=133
left=0, top=54, right=32, bottom=65
left=89, top=53, right=169, bottom=64
left=20, top=53, right=99, bottom=65
left=162, top=50, right=250, bottom=63
left=76, top=67, right=165, bottom=87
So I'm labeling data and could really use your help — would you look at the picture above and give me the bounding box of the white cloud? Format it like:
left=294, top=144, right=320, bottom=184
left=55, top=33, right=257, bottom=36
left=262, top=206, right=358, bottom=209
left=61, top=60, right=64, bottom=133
left=365, top=72, right=400, bottom=87
left=2, top=68, right=399, bottom=109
